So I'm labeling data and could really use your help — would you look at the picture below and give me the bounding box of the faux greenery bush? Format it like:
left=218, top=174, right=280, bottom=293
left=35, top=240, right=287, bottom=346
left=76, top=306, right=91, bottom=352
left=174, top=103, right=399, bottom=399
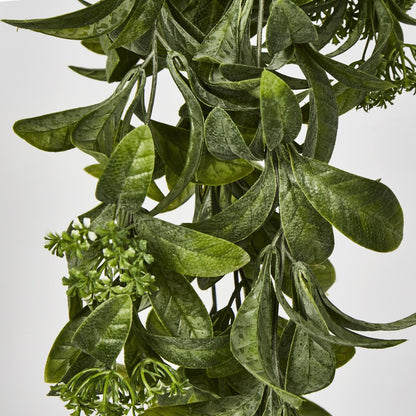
left=4, top=0, right=416, bottom=415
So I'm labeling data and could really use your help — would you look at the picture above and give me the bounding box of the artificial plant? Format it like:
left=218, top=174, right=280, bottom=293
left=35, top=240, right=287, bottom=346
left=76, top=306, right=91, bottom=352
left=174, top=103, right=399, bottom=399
left=4, top=0, right=416, bottom=415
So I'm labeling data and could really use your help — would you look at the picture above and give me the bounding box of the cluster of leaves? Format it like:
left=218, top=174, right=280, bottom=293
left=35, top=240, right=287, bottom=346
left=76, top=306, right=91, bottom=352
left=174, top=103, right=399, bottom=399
left=5, top=0, right=416, bottom=415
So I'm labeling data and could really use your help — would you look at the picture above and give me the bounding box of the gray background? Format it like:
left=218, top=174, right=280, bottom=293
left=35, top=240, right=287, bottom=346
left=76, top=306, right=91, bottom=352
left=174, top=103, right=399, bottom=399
left=0, top=1, right=415, bottom=415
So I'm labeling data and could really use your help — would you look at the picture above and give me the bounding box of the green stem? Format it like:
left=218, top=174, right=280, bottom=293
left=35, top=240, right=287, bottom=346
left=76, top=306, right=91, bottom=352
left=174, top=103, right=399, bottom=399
left=146, top=35, right=159, bottom=125
left=257, top=0, right=265, bottom=67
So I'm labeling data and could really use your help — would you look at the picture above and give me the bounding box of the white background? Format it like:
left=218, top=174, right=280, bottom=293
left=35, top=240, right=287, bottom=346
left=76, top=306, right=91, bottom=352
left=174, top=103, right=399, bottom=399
left=0, top=1, right=415, bottom=415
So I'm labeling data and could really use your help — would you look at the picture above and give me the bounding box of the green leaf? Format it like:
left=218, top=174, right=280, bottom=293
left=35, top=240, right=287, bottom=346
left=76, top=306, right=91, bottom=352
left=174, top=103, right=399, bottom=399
left=135, top=213, right=250, bottom=277
left=290, top=151, right=403, bottom=252
left=205, top=107, right=257, bottom=160
left=72, top=295, right=133, bottom=367
left=110, top=0, right=164, bottom=49
left=279, top=322, right=335, bottom=395
left=334, top=344, right=355, bottom=368
left=266, top=0, right=318, bottom=55
left=295, top=45, right=338, bottom=163
left=81, top=37, right=106, bottom=55
left=150, top=268, right=213, bottom=338
left=151, top=52, right=204, bottom=215
left=231, top=248, right=303, bottom=409
left=3, top=0, right=136, bottom=40
left=310, top=260, right=336, bottom=292
left=72, top=70, right=140, bottom=158
left=142, top=385, right=264, bottom=416
left=299, top=400, right=332, bottom=416
left=150, top=120, right=253, bottom=186
left=13, top=103, right=99, bottom=152
left=278, top=153, right=334, bottom=264
left=145, top=332, right=233, bottom=368
left=304, top=45, right=394, bottom=91
left=187, top=155, right=277, bottom=242
left=260, top=70, right=302, bottom=149
left=157, top=4, right=200, bottom=60
left=193, top=0, right=243, bottom=64
left=95, top=125, right=154, bottom=212
left=69, top=66, right=107, bottom=81
left=312, top=0, right=347, bottom=50
left=44, top=308, right=90, bottom=383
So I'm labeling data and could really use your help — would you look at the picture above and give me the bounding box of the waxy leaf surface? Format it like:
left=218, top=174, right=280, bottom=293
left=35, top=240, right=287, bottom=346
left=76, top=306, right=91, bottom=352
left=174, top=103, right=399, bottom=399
left=150, top=269, right=213, bottom=338
left=96, top=125, right=154, bottom=212
left=72, top=295, right=132, bottom=367
left=135, top=213, right=250, bottom=277
left=187, top=156, right=276, bottom=242
left=260, top=70, right=302, bottom=149
left=290, top=152, right=403, bottom=252
left=278, top=154, right=334, bottom=264
left=4, top=0, right=135, bottom=40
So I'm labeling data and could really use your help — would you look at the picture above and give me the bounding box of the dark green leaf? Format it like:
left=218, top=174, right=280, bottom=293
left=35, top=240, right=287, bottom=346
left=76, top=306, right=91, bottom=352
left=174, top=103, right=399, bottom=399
left=135, top=213, right=250, bottom=277
left=110, top=0, right=164, bottom=49
left=334, top=344, right=355, bottom=368
left=72, top=70, right=140, bottom=158
left=304, top=45, right=394, bottom=91
left=290, top=151, right=403, bottom=252
left=266, top=0, right=318, bottom=55
left=205, top=107, right=257, bottom=160
left=280, top=322, right=335, bottom=394
left=145, top=332, right=232, bottom=368
left=157, top=4, right=200, bottom=60
left=278, top=153, right=334, bottom=264
left=310, top=260, right=336, bottom=292
left=299, top=400, right=332, bottom=416
left=3, top=0, right=135, bottom=40
left=231, top=248, right=303, bottom=409
left=388, top=0, right=416, bottom=25
left=260, top=70, right=302, bottom=149
left=72, top=295, right=132, bottom=367
left=150, top=120, right=253, bottom=186
left=13, top=103, right=99, bottom=152
left=187, top=155, right=276, bottom=242
left=95, top=125, right=154, bottom=212
left=69, top=66, right=107, bottom=81
left=44, top=308, right=90, bottom=383
left=142, top=385, right=264, bottom=416
left=296, top=45, right=338, bottom=163
left=194, top=0, right=243, bottom=64
left=150, top=268, right=213, bottom=338
left=81, top=37, right=106, bottom=55
left=151, top=52, right=204, bottom=215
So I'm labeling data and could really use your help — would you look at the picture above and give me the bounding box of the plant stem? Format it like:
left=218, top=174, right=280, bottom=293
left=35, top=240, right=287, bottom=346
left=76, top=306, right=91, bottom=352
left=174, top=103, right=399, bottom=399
left=211, top=285, right=218, bottom=314
left=145, top=35, right=158, bottom=125
left=234, top=271, right=242, bottom=308
left=257, top=0, right=265, bottom=67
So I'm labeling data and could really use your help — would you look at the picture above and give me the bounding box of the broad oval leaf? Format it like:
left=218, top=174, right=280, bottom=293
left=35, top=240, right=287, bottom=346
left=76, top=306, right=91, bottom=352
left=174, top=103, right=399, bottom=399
left=150, top=268, right=213, bottom=338
left=278, top=153, right=334, bottom=264
left=266, top=0, right=318, bottom=55
left=260, top=70, right=302, bottom=149
left=299, top=400, right=332, bottom=416
left=205, top=107, right=257, bottom=160
left=13, top=103, right=99, bottom=152
left=290, top=151, right=404, bottom=252
left=44, top=307, right=90, bottom=383
left=187, top=155, right=277, bottom=242
left=279, top=322, right=336, bottom=395
left=135, top=213, right=250, bottom=277
left=72, top=295, right=133, bottom=367
left=3, top=0, right=135, bottom=40
left=145, top=332, right=233, bottom=368
left=142, top=385, right=264, bottom=416
left=96, top=125, right=154, bottom=212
